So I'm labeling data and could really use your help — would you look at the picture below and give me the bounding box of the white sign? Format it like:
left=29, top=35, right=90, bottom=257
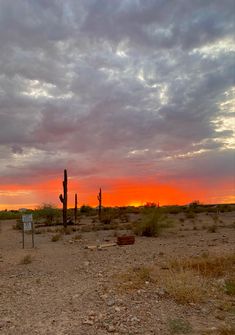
left=24, top=222, right=32, bottom=231
left=22, top=214, right=33, bottom=223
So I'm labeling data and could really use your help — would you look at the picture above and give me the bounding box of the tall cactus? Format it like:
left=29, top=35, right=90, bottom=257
left=74, top=193, right=78, bottom=224
left=59, top=169, right=68, bottom=228
left=97, top=187, right=102, bottom=220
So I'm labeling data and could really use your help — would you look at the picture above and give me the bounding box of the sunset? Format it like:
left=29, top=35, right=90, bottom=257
left=0, top=2, right=235, bottom=334
left=0, top=1, right=234, bottom=210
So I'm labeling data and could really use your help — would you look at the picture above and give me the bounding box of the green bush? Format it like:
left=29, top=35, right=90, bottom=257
left=135, top=208, right=166, bottom=237
left=80, top=204, right=95, bottom=216
left=35, top=204, right=60, bottom=225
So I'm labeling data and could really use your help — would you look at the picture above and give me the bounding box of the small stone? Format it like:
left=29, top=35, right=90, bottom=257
left=83, top=319, right=94, bottom=326
left=107, top=325, right=116, bottom=332
left=107, top=298, right=115, bottom=307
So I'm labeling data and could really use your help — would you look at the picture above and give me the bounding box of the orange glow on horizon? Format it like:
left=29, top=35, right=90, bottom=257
left=0, top=176, right=234, bottom=211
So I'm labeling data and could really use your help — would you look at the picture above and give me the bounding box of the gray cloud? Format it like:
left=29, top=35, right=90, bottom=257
left=0, top=0, right=234, bottom=202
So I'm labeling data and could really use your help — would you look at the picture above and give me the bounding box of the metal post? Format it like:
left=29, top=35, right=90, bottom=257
left=32, top=222, right=34, bottom=248
left=22, top=223, right=25, bottom=249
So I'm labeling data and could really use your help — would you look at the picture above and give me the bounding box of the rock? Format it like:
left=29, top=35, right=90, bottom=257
left=82, top=319, right=94, bottom=326
left=107, top=298, right=115, bottom=307
left=107, top=325, right=116, bottom=332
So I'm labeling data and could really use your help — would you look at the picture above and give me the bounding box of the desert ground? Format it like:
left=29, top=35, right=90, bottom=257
left=0, top=209, right=234, bottom=335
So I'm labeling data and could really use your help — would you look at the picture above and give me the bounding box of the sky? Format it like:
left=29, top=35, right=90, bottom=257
left=0, top=0, right=234, bottom=210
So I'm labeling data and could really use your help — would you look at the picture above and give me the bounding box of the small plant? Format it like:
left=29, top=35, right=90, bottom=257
left=51, top=233, right=61, bottom=242
left=224, top=279, right=235, bottom=296
left=12, top=220, right=22, bottom=230
left=100, top=209, right=115, bottom=224
left=207, top=224, right=217, bottom=233
left=116, top=266, right=152, bottom=291
left=168, top=318, right=192, bottom=334
left=20, top=254, right=32, bottom=265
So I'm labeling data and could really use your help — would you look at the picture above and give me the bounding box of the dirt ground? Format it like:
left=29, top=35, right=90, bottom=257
left=0, top=211, right=235, bottom=335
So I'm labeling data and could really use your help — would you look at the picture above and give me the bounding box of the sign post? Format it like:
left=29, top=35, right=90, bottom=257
left=22, top=214, right=34, bottom=249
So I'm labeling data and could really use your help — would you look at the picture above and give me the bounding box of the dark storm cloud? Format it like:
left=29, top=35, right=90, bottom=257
left=0, top=0, right=234, bottom=188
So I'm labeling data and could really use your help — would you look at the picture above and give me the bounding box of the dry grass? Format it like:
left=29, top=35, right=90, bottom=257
left=162, top=270, right=207, bottom=304
left=115, top=266, right=152, bottom=291
left=170, top=253, right=235, bottom=277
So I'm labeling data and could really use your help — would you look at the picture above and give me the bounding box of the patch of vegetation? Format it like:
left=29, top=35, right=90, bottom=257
left=51, top=233, right=62, bottom=242
left=0, top=210, right=22, bottom=220
left=116, top=266, right=152, bottom=291
left=224, top=279, right=235, bottom=296
left=100, top=208, right=115, bottom=224
left=163, top=270, right=207, bottom=304
left=207, top=224, right=218, bottom=233
left=134, top=208, right=172, bottom=237
left=168, top=318, right=192, bottom=334
left=170, top=253, right=235, bottom=277
left=20, top=254, right=32, bottom=265
left=35, top=204, right=60, bottom=225
left=80, top=204, right=95, bottom=216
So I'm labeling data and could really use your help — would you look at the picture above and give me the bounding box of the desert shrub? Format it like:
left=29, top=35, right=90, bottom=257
left=20, top=254, right=32, bottom=264
left=218, top=204, right=233, bottom=213
left=35, top=204, right=60, bottom=225
left=207, top=224, right=218, bottom=233
left=166, top=206, right=182, bottom=214
left=80, top=204, right=95, bottom=216
left=144, top=202, right=157, bottom=208
left=224, top=279, right=235, bottom=296
left=12, top=219, right=23, bottom=230
left=0, top=210, right=22, bottom=220
left=135, top=208, right=168, bottom=237
left=100, top=208, right=115, bottom=224
left=167, top=318, right=192, bottom=334
left=51, top=233, right=62, bottom=242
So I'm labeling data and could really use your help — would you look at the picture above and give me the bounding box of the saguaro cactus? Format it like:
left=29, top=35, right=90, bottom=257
left=97, top=188, right=102, bottom=220
left=74, top=193, right=78, bottom=224
left=59, top=169, right=68, bottom=228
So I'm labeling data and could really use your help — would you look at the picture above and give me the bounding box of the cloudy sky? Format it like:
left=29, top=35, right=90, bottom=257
left=0, top=0, right=234, bottom=209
